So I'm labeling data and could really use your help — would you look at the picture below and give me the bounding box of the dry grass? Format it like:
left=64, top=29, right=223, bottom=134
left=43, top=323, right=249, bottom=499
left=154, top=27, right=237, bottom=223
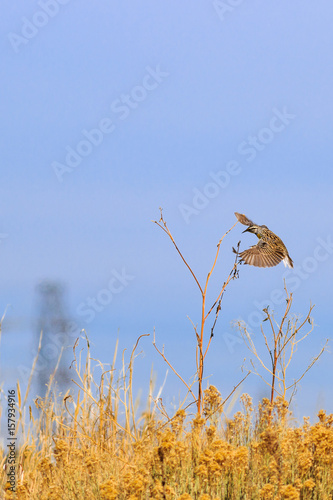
left=1, top=334, right=332, bottom=500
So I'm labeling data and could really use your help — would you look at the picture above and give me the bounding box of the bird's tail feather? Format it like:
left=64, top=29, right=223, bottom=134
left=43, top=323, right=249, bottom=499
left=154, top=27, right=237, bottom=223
left=283, top=255, right=293, bottom=268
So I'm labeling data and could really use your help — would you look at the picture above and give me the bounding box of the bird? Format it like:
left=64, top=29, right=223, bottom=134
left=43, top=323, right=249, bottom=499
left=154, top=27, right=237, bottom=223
left=234, top=212, right=293, bottom=268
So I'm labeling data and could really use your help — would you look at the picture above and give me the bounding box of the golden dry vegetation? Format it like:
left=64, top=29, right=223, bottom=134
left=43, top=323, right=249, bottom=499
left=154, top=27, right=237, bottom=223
left=1, top=335, right=333, bottom=500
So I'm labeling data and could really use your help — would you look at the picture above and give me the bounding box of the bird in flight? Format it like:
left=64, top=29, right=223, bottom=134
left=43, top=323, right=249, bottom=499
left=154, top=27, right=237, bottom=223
left=234, top=212, right=293, bottom=268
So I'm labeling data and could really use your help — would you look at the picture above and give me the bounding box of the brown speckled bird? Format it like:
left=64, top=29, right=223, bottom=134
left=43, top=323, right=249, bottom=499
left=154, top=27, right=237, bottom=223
left=235, top=212, right=293, bottom=268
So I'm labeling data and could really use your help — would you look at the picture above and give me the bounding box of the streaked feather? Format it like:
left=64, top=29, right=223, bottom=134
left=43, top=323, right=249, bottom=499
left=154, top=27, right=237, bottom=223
left=234, top=212, right=254, bottom=227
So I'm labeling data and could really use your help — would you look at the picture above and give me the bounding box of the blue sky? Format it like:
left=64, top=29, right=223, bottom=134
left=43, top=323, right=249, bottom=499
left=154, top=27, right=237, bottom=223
left=0, top=1, right=332, bottom=420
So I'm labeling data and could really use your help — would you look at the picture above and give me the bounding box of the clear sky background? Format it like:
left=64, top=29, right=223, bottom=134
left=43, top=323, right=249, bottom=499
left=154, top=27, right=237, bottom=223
left=0, top=1, right=332, bottom=421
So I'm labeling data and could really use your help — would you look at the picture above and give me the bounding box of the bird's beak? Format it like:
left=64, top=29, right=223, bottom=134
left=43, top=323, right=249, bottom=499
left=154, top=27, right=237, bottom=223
left=242, top=228, right=250, bottom=233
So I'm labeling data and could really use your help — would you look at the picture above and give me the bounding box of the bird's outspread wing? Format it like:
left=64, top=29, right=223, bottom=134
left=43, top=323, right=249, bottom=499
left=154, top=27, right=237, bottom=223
left=234, top=212, right=254, bottom=227
left=239, top=240, right=284, bottom=268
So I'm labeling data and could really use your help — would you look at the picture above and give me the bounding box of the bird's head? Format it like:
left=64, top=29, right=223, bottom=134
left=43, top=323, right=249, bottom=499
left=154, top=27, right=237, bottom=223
left=242, top=225, right=259, bottom=235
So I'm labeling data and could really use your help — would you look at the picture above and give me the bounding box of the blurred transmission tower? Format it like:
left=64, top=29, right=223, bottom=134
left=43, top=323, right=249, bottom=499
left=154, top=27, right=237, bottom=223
left=35, top=281, right=72, bottom=397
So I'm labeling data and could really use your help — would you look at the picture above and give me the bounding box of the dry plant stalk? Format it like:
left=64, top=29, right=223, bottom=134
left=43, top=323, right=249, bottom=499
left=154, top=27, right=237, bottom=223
left=153, top=208, right=240, bottom=414
left=235, top=282, right=328, bottom=409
